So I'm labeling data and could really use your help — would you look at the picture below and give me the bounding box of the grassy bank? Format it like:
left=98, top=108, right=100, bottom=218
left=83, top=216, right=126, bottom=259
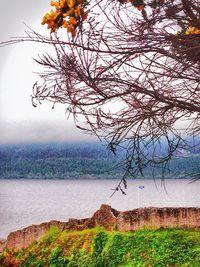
left=1, top=227, right=200, bottom=266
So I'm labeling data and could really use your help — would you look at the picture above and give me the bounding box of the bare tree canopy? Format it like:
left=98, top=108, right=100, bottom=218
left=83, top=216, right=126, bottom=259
left=1, top=0, right=200, bottom=193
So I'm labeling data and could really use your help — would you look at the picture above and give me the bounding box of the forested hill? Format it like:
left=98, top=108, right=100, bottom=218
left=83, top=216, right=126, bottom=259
left=0, top=142, right=199, bottom=179
left=0, top=142, right=122, bottom=179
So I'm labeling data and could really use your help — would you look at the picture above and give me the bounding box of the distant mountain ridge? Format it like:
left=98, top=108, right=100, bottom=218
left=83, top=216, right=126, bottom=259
left=0, top=142, right=199, bottom=179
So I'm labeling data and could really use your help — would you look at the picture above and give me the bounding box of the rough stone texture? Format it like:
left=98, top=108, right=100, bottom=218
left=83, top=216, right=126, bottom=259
left=116, top=207, right=200, bottom=231
left=1, top=205, right=200, bottom=252
left=1, top=221, right=66, bottom=252
left=0, top=240, right=6, bottom=253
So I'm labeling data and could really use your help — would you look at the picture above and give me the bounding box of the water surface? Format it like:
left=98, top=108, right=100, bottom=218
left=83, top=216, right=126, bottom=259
left=0, top=179, right=199, bottom=239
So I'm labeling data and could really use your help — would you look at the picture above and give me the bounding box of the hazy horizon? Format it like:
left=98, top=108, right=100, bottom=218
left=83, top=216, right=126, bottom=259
left=0, top=0, right=93, bottom=145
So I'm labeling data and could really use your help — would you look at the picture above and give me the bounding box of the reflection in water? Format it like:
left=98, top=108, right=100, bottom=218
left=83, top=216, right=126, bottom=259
left=0, top=179, right=199, bottom=238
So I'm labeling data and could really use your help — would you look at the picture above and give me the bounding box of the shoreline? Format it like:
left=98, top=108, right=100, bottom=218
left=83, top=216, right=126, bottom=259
left=1, top=204, right=200, bottom=252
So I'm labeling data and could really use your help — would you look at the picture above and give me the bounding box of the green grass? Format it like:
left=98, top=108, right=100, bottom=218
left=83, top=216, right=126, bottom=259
left=1, top=227, right=200, bottom=266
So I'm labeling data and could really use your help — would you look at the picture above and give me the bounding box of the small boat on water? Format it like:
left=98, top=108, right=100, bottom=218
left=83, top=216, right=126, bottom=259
left=138, top=185, right=145, bottom=189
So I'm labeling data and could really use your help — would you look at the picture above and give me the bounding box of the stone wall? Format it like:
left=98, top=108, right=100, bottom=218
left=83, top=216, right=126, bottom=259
left=1, top=205, right=200, bottom=252
left=3, top=221, right=66, bottom=252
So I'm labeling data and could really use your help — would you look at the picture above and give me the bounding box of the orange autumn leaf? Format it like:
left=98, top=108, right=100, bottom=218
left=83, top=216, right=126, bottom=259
left=137, top=5, right=143, bottom=11
left=69, top=17, right=77, bottom=25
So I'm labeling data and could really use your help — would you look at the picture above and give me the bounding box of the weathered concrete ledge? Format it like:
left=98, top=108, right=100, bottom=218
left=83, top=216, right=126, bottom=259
left=1, top=205, right=200, bottom=252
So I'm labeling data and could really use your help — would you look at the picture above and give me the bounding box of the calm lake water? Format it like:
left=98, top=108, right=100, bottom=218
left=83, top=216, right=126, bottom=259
left=0, top=179, right=200, bottom=239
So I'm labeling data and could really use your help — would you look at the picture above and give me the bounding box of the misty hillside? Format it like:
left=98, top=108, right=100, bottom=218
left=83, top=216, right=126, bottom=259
left=0, top=142, right=200, bottom=179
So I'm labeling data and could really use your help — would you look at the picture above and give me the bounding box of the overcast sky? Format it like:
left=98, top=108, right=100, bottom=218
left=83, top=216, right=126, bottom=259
left=0, top=0, right=93, bottom=144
